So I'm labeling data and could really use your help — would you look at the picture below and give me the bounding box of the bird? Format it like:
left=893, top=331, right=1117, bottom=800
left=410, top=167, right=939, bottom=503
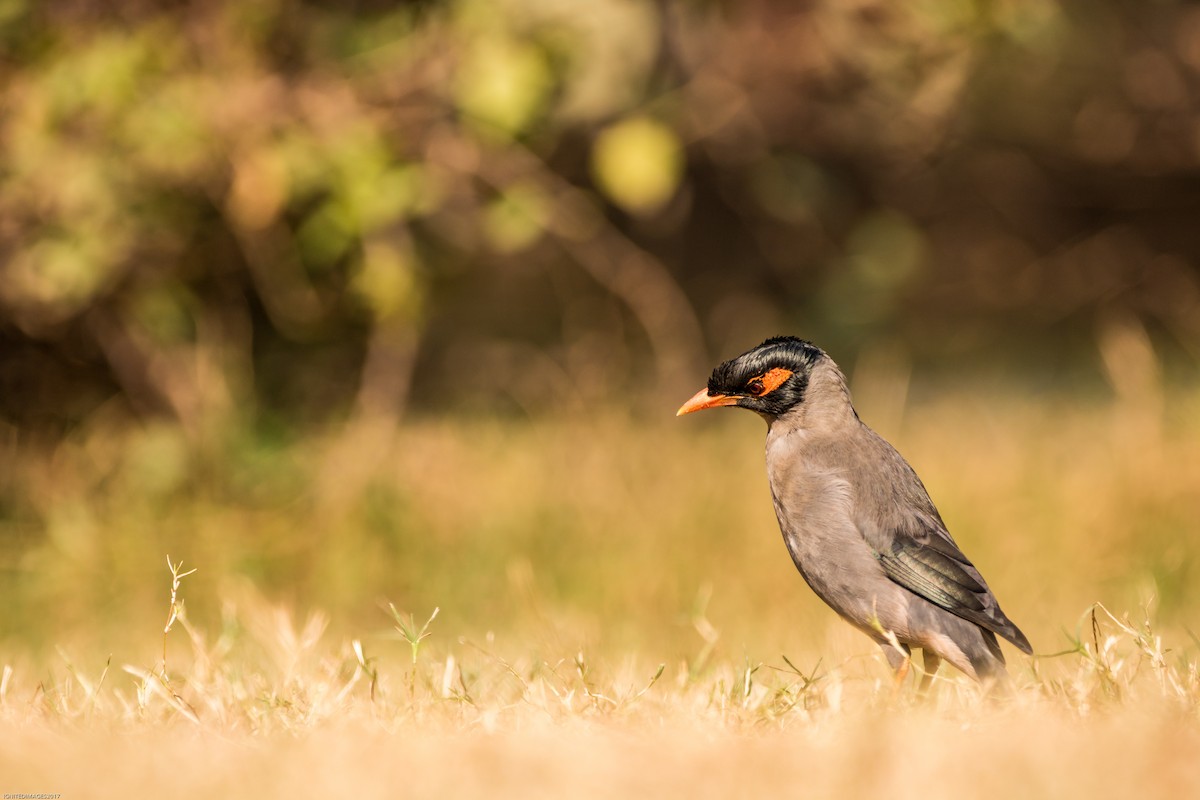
left=677, top=336, right=1031, bottom=689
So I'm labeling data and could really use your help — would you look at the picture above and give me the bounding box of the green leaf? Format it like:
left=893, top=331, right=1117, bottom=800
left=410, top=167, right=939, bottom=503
left=483, top=183, right=548, bottom=253
left=351, top=239, right=422, bottom=321
left=590, top=116, right=683, bottom=215
left=456, top=37, right=552, bottom=136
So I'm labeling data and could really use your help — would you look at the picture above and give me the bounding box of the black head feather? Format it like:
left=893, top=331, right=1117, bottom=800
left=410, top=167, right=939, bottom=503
left=707, top=336, right=825, bottom=418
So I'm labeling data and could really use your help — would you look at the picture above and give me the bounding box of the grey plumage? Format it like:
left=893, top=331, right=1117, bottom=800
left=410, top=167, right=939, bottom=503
left=678, top=337, right=1031, bottom=684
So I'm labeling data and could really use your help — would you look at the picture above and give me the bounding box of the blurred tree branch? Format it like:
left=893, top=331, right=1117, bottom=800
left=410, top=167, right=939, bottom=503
left=2, top=0, right=1199, bottom=434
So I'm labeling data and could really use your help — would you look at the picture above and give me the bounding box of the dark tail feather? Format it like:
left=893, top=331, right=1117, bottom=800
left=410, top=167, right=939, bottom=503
left=989, top=614, right=1033, bottom=655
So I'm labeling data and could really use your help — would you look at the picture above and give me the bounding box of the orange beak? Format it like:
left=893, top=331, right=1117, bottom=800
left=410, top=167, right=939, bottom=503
left=676, top=387, right=740, bottom=416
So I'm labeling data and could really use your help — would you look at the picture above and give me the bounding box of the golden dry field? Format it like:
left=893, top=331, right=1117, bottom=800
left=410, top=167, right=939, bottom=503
left=2, top=365, right=1199, bottom=798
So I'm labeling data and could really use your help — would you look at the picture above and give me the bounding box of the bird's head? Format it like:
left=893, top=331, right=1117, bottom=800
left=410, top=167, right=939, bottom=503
left=676, top=336, right=826, bottom=420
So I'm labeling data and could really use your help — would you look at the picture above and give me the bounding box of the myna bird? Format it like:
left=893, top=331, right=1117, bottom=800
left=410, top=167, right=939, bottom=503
left=678, top=336, right=1031, bottom=688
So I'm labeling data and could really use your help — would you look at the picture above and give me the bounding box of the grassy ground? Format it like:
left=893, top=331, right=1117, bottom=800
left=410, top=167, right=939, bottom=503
left=1, top=599, right=1198, bottom=799
left=1, top=373, right=1198, bottom=796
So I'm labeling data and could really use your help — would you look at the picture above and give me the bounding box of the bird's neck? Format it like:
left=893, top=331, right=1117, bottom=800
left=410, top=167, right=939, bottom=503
left=772, top=359, right=859, bottom=434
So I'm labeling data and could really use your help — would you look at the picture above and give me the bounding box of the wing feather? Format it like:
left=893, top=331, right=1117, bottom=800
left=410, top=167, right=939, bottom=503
left=875, top=523, right=1032, bottom=655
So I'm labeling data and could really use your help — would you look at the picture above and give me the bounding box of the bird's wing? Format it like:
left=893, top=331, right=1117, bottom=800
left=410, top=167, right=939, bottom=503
left=875, top=518, right=1033, bottom=654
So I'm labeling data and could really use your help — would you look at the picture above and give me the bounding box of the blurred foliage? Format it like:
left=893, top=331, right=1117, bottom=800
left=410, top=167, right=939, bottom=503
left=1, top=0, right=1198, bottom=434
left=1, top=0, right=1200, bottom=652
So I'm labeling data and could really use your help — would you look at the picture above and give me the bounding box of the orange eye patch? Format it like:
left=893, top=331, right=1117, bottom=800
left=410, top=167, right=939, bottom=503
left=748, top=367, right=793, bottom=396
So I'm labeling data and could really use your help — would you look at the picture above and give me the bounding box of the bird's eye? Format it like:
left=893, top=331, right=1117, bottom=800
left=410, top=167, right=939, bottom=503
left=747, top=379, right=766, bottom=396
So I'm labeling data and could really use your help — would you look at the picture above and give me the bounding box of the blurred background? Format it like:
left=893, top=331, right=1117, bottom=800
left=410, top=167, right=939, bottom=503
left=1, top=0, right=1197, bottom=670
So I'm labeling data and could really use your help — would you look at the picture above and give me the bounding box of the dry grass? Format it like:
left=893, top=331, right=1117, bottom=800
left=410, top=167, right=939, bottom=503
left=1, top=367, right=1199, bottom=796
left=1, top=587, right=1198, bottom=799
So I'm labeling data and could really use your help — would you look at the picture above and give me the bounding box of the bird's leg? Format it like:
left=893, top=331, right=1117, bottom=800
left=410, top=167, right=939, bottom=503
left=882, top=642, right=911, bottom=700
left=891, top=656, right=910, bottom=694
left=918, top=651, right=941, bottom=698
